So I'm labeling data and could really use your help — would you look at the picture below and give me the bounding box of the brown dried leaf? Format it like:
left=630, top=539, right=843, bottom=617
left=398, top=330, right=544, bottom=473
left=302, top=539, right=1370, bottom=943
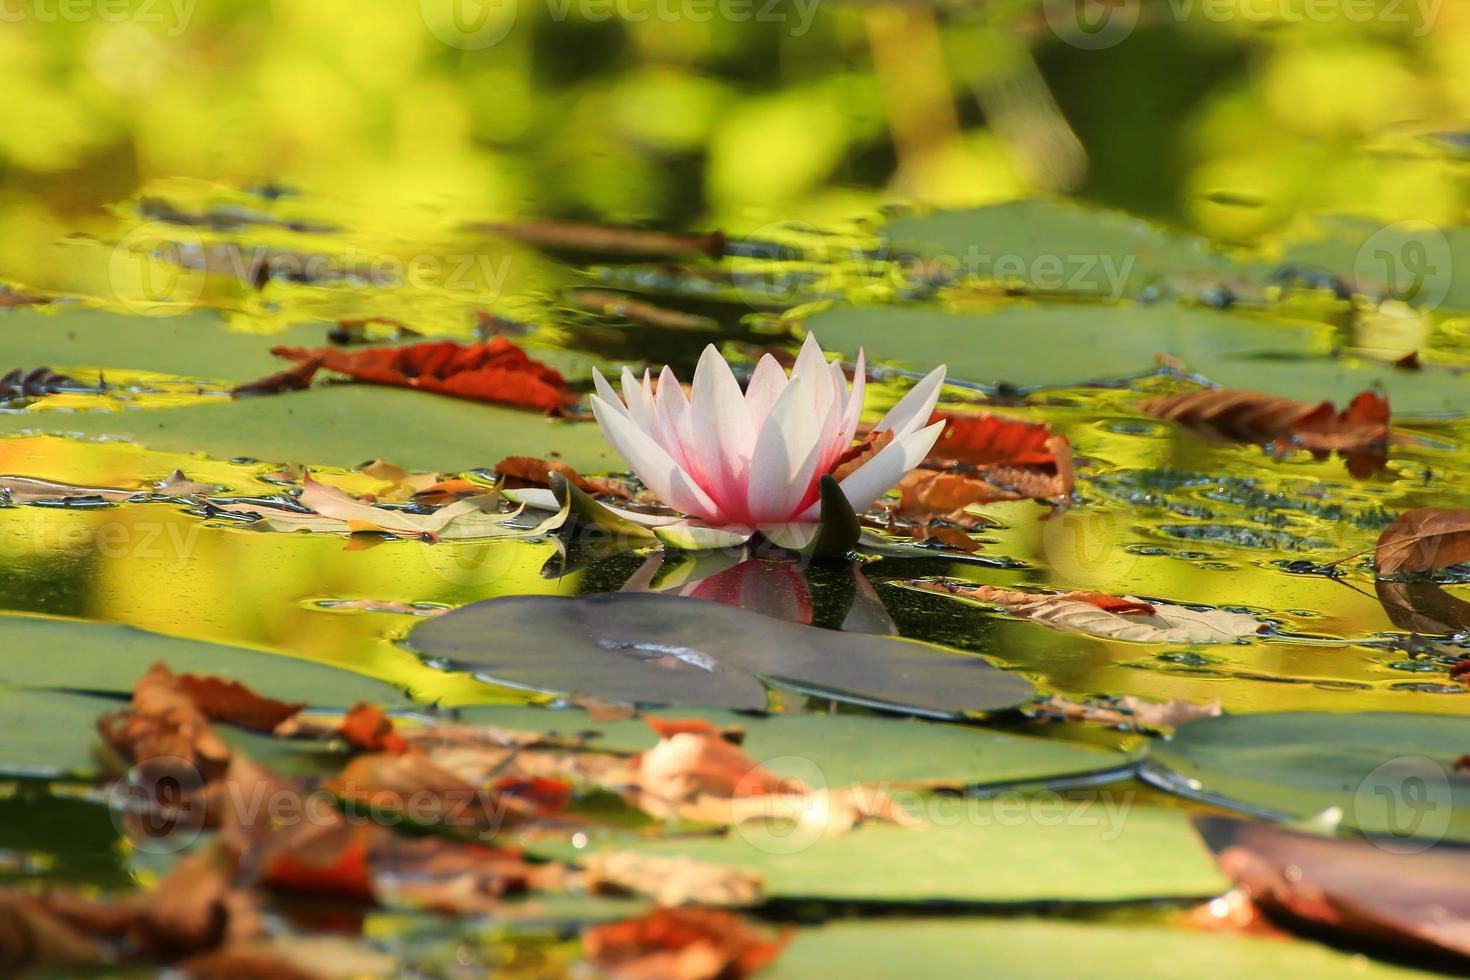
left=1375, top=508, right=1470, bottom=576
left=175, top=675, right=305, bottom=733
left=925, top=583, right=1266, bottom=644
left=494, top=455, right=631, bottom=498
left=1195, top=815, right=1470, bottom=962
left=1041, top=695, right=1224, bottom=732
left=587, top=852, right=763, bottom=907
left=583, top=907, right=790, bottom=980
left=829, top=429, right=893, bottom=483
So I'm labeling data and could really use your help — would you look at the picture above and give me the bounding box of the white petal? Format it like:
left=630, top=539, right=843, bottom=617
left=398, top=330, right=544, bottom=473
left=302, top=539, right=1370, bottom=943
left=790, top=331, right=834, bottom=413
left=797, top=419, right=946, bottom=519
left=591, top=394, right=723, bottom=522
left=875, top=365, right=947, bottom=439
left=655, top=520, right=754, bottom=551
left=760, top=523, right=817, bottom=551
left=745, top=376, right=826, bottom=523
left=689, top=345, right=756, bottom=510
left=838, top=348, right=866, bottom=447
left=592, top=368, right=631, bottom=420
left=654, top=364, right=696, bottom=471
left=744, top=354, right=788, bottom=432
left=621, top=367, right=656, bottom=430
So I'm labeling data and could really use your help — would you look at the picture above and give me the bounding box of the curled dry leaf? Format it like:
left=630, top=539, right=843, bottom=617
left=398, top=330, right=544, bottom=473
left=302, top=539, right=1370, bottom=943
left=175, top=674, right=305, bottom=733
left=0, top=475, right=141, bottom=504
left=494, top=455, right=632, bottom=498
left=633, top=718, right=919, bottom=835
left=327, top=752, right=541, bottom=835
left=336, top=703, right=413, bottom=755
left=1041, top=694, right=1224, bottom=732
left=1141, top=388, right=1390, bottom=475
left=1375, top=508, right=1470, bottom=577
left=1195, top=815, right=1470, bottom=963
left=231, top=356, right=322, bottom=397
left=924, top=583, right=1267, bottom=644
left=267, top=338, right=577, bottom=414
left=586, top=852, right=763, bottom=908
left=583, top=907, right=790, bottom=980
left=212, top=474, right=537, bottom=541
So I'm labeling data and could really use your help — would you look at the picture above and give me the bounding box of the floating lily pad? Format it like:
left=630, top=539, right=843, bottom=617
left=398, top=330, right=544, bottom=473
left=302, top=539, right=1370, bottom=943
left=0, top=614, right=412, bottom=708
left=801, top=305, right=1327, bottom=390
left=452, top=704, right=1131, bottom=790
left=0, top=383, right=617, bottom=472
left=0, top=686, right=348, bottom=780
left=769, top=919, right=1432, bottom=978
left=0, top=689, right=119, bottom=779
left=1, top=307, right=329, bottom=382
left=545, top=796, right=1228, bottom=904
left=407, top=593, right=1035, bottom=717
left=885, top=199, right=1265, bottom=299
left=1144, top=712, right=1470, bottom=843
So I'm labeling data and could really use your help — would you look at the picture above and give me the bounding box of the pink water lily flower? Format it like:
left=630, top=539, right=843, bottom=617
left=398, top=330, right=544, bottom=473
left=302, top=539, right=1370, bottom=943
left=590, top=332, right=947, bottom=550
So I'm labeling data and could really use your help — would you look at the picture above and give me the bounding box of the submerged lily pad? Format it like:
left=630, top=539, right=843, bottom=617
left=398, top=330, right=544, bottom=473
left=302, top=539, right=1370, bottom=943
left=801, top=305, right=1327, bottom=391
left=1144, top=712, right=1470, bottom=843
left=0, top=383, right=617, bottom=472
left=452, top=704, right=1131, bottom=790
left=0, top=614, right=411, bottom=707
left=546, top=796, right=1228, bottom=904
left=769, top=918, right=1432, bottom=978
left=407, top=593, right=1035, bottom=717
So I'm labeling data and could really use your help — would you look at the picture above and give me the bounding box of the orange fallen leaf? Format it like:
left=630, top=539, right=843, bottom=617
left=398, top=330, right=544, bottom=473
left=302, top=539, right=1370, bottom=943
left=175, top=675, right=305, bottom=734
left=494, top=455, right=632, bottom=498
left=336, top=703, right=413, bottom=755
left=267, top=338, right=577, bottom=414
left=927, top=412, right=1060, bottom=468
left=583, top=907, right=790, bottom=980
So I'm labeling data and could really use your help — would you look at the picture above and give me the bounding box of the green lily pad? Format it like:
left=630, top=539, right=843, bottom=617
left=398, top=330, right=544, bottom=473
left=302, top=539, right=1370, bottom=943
left=406, top=593, right=1036, bottom=718
left=452, top=704, right=1131, bottom=790
left=545, top=796, right=1228, bottom=904
left=0, top=383, right=616, bottom=472
left=0, top=689, right=119, bottom=779
left=0, top=614, right=411, bottom=708
left=1, top=307, right=329, bottom=382
left=0, top=686, right=349, bottom=780
left=769, top=919, right=1434, bottom=978
left=1144, top=712, right=1470, bottom=843
left=0, top=791, right=130, bottom=888
left=884, top=199, right=1269, bottom=299
left=1283, top=215, right=1470, bottom=312
left=801, top=305, right=1328, bottom=390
